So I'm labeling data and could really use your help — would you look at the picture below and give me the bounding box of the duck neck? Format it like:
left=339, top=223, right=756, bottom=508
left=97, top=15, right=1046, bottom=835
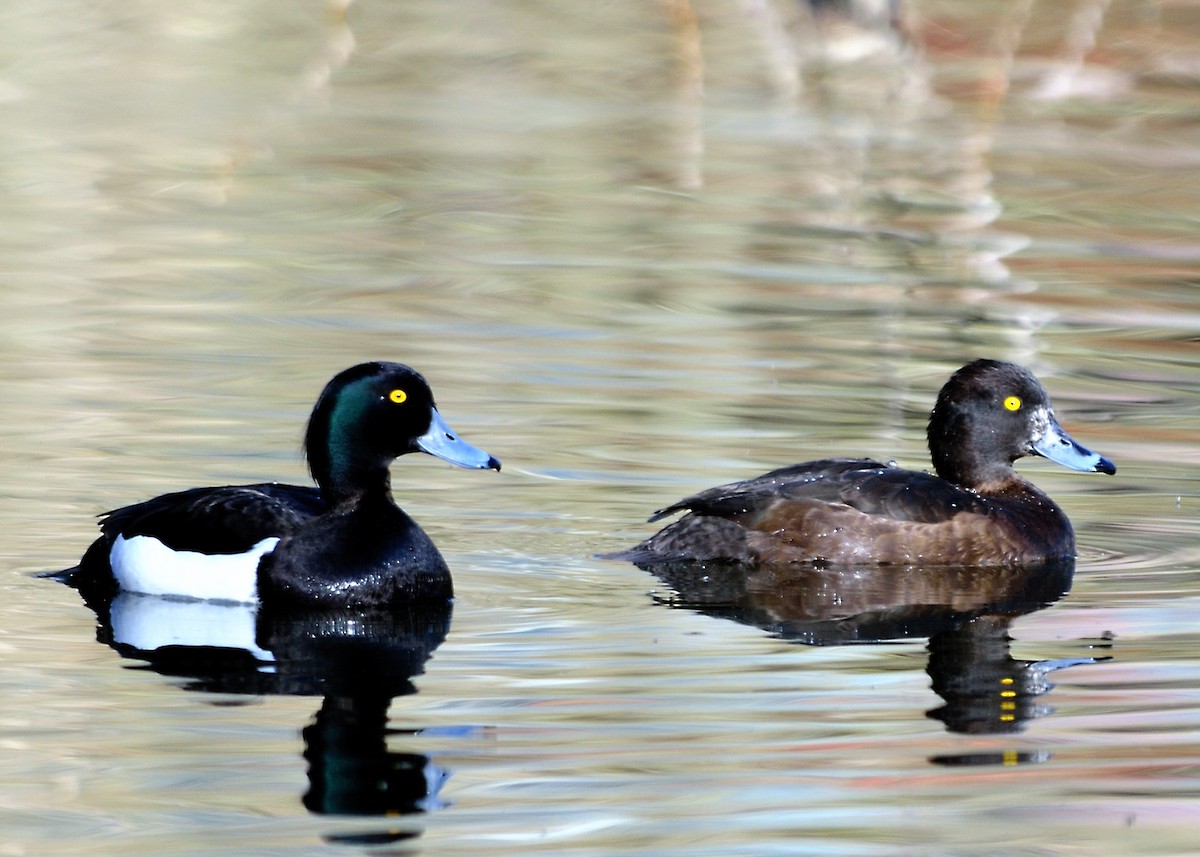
left=319, top=458, right=394, bottom=506
left=928, top=408, right=1015, bottom=489
left=306, top=398, right=395, bottom=506
left=931, top=445, right=1016, bottom=490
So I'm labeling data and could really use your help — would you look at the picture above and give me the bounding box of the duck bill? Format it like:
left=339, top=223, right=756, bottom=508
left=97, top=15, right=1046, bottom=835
left=415, top=409, right=501, bottom=471
left=1032, top=414, right=1116, bottom=475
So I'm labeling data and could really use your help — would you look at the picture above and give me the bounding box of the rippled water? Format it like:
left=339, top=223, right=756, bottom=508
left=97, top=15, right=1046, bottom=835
left=3, top=2, right=1200, bottom=855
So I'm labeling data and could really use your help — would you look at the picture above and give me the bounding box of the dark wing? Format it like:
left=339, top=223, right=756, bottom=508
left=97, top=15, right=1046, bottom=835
left=99, top=483, right=326, bottom=554
left=651, top=457, right=989, bottom=526
left=649, top=459, right=879, bottom=521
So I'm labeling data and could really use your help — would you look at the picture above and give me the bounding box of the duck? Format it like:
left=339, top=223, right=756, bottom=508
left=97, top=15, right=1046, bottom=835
left=609, top=360, right=1115, bottom=567
left=59, top=362, right=500, bottom=608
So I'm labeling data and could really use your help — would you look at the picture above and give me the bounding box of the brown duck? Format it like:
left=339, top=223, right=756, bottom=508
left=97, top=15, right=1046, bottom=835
left=611, top=360, right=1115, bottom=567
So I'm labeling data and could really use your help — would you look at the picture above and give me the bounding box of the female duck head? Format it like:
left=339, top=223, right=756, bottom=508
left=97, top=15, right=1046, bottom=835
left=927, top=359, right=1115, bottom=489
left=305, top=362, right=500, bottom=500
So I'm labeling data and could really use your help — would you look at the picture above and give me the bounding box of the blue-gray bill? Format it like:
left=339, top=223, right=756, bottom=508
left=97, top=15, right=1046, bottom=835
left=416, top=409, right=501, bottom=471
left=1033, top=417, right=1116, bottom=475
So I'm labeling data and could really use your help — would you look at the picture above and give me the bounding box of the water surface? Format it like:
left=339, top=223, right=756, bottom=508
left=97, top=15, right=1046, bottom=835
left=3, top=2, right=1199, bottom=855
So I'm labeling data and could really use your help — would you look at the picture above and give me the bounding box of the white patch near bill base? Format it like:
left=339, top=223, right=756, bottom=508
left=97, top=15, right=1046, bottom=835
left=109, top=592, right=276, bottom=663
left=110, top=534, right=280, bottom=603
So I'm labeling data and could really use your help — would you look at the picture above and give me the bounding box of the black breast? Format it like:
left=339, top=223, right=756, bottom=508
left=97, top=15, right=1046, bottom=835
left=257, top=497, right=452, bottom=607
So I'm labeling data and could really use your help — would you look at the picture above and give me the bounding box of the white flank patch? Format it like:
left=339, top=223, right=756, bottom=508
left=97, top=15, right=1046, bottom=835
left=110, top=534, right=281, bottom=603
left=109, top=592, right=275, bottom=663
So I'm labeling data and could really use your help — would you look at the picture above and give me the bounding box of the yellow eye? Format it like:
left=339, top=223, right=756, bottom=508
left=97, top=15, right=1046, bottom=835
left=1003, top=395, right=1022, bottom=412
left=388, top=389, right=408, bottom=404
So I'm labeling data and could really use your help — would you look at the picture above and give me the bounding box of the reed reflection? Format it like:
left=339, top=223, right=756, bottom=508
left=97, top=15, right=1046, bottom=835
left=640, top=558, right=1101, bottom=742
left=57, top=580, right=452, bottom=843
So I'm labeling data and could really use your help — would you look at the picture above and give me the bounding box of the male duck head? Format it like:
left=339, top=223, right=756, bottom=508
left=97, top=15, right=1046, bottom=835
left=927, top=359, right=1115, bottom=490
left=305, top=362, right=501, bottom=502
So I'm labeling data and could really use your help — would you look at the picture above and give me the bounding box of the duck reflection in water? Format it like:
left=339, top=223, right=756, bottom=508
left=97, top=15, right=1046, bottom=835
left=642, top=557, right=1107, bottom=741
left=57, top=581, right=457, bottom=845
